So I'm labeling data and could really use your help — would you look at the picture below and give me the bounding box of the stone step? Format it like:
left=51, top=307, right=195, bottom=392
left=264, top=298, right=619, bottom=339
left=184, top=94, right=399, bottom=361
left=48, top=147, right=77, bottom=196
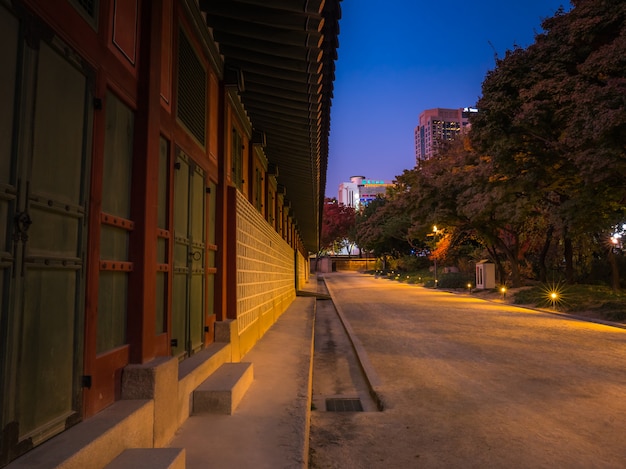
left=5, top=400, right=154, bottom=469
left=192, top=362, right=254, bottom=415
left=104, top=448, right=185, bottom=469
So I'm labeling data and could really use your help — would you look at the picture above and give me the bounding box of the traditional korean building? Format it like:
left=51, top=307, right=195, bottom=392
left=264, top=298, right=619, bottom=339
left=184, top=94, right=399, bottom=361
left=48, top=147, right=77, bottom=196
left=0, top=0, right=341, bottom=466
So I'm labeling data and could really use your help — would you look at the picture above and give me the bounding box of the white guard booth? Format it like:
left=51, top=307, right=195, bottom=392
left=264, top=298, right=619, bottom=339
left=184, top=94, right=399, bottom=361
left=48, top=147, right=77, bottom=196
left=475, top=260, right=496, bottom=289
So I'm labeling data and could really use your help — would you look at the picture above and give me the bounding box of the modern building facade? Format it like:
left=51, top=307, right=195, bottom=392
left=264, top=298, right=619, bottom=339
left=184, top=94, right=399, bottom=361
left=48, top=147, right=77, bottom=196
left=414, top=107, right=476, bottom=164
left=338, top=176, right=393, bottom=209
left=338, top=176, right=363, bottom=208
left=0, top=0, right=340, bottom=466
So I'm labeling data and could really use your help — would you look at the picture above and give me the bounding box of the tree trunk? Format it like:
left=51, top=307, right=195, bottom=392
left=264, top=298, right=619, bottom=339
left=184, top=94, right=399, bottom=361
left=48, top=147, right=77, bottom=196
left=538, top=225, right=554, bottom=282
left=563, top=236, right=574, bottom=284
left=492, top=238, right=522, bottom=287
left=504, top=250, right=522, bottom=287
left=608, top=247, right=621, bottom=292
left=486, top=245, right=506, bottom=286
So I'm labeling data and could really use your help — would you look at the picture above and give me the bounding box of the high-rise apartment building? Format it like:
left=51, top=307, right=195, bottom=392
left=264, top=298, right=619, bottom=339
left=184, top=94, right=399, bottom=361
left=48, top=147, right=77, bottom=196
left=414, top=107, right=476, bottom=164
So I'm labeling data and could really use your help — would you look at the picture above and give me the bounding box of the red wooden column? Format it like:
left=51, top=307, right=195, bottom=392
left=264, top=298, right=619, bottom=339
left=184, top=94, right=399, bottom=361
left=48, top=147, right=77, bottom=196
left=215, top=176, right=238, bottom=321
left=128, top=0, right=163, bottom=363
left=215, top=84, right=229, bottom=322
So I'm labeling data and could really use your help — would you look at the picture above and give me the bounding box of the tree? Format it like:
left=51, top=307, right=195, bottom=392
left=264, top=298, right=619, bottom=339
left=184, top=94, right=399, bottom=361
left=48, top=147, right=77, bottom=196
left=347, top=0, right=625, bottom=289
left=320, top=198, right=356, bottom=254
left=393, top=138, right=537, bottom=287
left=354, top=196, right=414, bottom=262
left=470, top=0, right=626, bottom=288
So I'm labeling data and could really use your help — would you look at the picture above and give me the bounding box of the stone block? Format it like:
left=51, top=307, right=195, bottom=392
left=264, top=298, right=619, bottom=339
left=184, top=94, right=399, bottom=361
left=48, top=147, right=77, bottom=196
left=104, top=448, right=185, bottom=469
left=193, top=363, right=253, bottom=415
left=121, top=356, right=179, bottom=447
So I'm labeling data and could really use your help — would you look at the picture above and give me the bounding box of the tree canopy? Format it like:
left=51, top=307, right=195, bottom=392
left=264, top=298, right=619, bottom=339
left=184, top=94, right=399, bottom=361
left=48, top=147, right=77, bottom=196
left=320, top=198, right=356, bottom=254
left=353, top=0, right=625, bottom=289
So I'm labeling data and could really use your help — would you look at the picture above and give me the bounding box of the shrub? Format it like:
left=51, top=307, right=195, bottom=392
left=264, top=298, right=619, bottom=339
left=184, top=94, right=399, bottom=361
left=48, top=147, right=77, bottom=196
left=397, top=255, right=431, bottom=272
left=436, top=272, right=473, bottom=289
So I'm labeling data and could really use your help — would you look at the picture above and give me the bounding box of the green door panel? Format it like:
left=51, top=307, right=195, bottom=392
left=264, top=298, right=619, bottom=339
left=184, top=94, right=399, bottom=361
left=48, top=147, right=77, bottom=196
left=172, top=154, right=190, bottom=357
left=171, top=152, right=205, bottom=358
left=15, top=40, right=89, bottom=443
left=0, top=22, right=90, bottom=458
left=19, top=269, right=77, bottom=440
left=0, top=11, right=19, bottom=406
left=97, top=90, right=134, bottom=354
left=189, top=166, right=205, bottom=352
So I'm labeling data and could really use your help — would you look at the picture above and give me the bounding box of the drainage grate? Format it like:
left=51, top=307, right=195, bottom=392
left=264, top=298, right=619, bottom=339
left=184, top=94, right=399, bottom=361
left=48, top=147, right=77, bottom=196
left=326, top=398, right=363, bottom=412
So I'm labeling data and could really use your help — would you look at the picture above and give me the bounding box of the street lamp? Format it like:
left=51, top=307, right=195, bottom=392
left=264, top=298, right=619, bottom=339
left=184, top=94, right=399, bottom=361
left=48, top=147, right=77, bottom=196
left=432, top=226, right=438, bottom=288
left=611, top=236, right=619, bottom=252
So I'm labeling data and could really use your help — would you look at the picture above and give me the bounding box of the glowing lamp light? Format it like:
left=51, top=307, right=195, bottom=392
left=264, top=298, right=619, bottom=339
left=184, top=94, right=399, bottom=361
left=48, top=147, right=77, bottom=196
left=549, top=291, right=559, bottom=309
left=542, top=282, right=565, bottom=311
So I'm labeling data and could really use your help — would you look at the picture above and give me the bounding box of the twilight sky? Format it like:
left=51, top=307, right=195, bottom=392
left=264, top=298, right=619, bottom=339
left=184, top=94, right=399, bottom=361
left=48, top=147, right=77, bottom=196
left=325, top=0, right=571, bottom=198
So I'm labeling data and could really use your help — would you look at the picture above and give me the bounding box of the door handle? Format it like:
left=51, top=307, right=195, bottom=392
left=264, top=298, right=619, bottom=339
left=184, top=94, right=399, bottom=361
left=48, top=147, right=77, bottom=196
left=189, top=251, right=202, bottom=261
left=14, top=211, right=32, bottom=242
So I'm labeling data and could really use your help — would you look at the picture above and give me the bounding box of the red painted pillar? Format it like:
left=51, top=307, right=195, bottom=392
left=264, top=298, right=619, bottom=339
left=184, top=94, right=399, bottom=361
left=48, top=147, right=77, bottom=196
left=128, top=0, right=163, bottom=363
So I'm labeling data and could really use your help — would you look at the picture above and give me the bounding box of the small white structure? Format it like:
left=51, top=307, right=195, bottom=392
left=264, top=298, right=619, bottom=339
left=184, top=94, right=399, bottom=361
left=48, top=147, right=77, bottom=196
left=475, top=260, right=496, bottom=289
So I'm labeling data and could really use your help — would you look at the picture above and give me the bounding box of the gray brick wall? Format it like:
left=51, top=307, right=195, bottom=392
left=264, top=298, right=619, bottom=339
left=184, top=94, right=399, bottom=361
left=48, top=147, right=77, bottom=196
left=236, top=191, right=295, bottom=335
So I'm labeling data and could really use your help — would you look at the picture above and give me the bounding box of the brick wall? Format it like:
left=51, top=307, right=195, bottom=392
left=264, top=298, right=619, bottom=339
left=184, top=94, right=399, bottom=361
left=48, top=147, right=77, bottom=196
left=235, top=191, right=296, bottom=354
left=297, top=250, right=308, bottom=289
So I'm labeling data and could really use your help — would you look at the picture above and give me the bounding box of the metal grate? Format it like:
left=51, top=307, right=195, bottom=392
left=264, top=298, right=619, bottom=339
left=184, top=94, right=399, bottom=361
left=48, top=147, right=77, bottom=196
left=326, top=398, right=363, bottom=412
left=177, top=30, right=206, bottom=145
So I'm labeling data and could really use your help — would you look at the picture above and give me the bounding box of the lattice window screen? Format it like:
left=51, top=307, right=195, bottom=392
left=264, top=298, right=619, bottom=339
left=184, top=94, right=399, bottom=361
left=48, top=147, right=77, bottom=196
left=177, top=29, right=206, bottom=145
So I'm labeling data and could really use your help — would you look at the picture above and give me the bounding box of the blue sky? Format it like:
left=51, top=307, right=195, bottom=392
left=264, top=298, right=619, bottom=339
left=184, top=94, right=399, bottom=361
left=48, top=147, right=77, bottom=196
left=325, top=0, right=571, bottom=197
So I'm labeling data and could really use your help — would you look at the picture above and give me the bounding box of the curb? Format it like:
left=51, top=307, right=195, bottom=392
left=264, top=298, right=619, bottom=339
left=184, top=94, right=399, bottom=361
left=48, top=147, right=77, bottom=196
left=321, top=276, right=386, bottom=411
left=302, top=296, right=316, bottom=469
left=376, top=275, right=626, bottom=332
left=450, top=289, right=626, bottom=331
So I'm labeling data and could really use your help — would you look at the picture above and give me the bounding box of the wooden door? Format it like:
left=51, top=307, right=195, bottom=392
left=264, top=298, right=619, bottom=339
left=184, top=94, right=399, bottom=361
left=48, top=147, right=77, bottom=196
left=172, top=151, right=206, bottom=358
left=0, top=12, right=91, bottom=461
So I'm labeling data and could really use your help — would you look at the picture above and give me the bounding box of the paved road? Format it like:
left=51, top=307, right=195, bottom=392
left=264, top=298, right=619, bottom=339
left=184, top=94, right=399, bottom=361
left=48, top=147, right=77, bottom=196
left=309, top=272, right=626, bottom=469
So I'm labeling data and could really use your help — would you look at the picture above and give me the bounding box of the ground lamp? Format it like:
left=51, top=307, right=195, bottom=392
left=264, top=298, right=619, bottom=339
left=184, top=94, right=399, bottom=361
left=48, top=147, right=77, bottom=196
left=550, top=291, right=559, bottom=310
